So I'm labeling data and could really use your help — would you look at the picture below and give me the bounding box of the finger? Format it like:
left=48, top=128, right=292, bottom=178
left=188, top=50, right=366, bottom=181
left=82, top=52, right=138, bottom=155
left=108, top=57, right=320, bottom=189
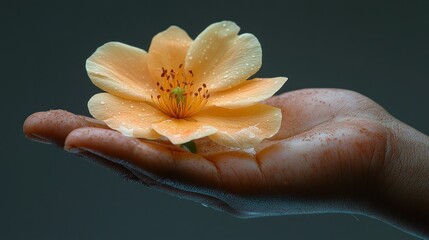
left=64, top=127, right=271, bottom=195
left=265, top=88, right=367, bottom=139
left=64, top=127, right=223, bottom=189
left=256, top=118, right=389, bottom=198
left=23, top=110, right=108, bottom=146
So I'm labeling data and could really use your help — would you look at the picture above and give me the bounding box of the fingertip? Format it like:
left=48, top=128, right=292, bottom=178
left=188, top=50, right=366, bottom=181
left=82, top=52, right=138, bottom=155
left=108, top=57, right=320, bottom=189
left=23, top=110, right=71, bottom=145
left=23, top=110, right=107, bottom=147
left=23, top=111, right=46, bottom=136
left=64, top=127, right=114, bottom=150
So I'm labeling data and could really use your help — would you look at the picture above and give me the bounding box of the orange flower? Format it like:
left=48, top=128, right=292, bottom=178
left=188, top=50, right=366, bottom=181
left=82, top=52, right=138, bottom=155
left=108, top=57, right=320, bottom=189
left=87, top=21, right=287, bottom=149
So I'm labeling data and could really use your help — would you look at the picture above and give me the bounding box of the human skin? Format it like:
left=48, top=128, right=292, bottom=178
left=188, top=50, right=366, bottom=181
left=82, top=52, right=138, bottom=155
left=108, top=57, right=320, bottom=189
left=23, top=88, right=429, bottom=238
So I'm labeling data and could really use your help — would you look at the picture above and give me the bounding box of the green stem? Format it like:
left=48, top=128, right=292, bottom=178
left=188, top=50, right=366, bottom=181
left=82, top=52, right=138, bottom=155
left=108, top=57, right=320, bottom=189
left=180, top=141, right=197, bottom=153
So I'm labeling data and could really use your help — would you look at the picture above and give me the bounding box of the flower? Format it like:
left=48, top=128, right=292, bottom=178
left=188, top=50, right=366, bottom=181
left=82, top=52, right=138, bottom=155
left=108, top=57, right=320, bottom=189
left=86, top=21, right=287, bottom=149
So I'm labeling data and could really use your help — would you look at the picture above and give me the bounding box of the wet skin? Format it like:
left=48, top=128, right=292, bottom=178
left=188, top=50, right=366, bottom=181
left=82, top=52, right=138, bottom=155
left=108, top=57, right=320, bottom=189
left=23, top=89, right=429, bottom=238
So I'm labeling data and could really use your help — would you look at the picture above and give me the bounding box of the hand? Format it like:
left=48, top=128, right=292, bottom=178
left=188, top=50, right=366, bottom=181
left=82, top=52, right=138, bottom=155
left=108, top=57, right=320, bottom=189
left=23, top=88, right=429, bottom=238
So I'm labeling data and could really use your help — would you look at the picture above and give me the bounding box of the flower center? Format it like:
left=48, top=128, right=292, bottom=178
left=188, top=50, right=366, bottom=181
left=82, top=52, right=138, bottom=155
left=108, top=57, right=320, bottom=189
left=151, top=64, right=210, bottom=119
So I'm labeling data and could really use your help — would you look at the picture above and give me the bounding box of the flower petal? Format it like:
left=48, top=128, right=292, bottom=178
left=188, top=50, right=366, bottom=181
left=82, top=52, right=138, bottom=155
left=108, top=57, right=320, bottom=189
left=86, top=42, right=156, bottom=102
left=147, top=26, right=193, bottom=80
left=88, top=93, right=168, bottom=139
left=206, top=77, right=287, bottom=108
left=193, top=104, right=281, bottom=148
left=185, top=21, right=262, bottom=92
left=152, top=119, right=217, bottom=145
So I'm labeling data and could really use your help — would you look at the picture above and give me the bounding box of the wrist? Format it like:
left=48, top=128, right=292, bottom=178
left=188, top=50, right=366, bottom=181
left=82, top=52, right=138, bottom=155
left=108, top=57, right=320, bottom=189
left=371, top=120, right=429, bottom=237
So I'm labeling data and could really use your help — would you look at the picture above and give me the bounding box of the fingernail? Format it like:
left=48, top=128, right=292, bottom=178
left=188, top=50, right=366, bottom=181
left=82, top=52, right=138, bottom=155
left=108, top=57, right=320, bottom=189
left=25, top=134, right=52, bottom=144
left=64, top=146, right=84, bottom=153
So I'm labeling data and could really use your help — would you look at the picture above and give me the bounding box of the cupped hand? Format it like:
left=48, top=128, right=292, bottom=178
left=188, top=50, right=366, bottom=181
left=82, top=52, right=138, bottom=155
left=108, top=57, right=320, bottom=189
left=24, top=88, right=428, bottom=237
left=23, top=88, right=393, bottom=214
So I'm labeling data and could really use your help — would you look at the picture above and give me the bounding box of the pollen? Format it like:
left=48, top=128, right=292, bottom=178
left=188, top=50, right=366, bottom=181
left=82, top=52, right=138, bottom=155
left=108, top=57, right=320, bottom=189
left=151, top=64, right=210, bottom=118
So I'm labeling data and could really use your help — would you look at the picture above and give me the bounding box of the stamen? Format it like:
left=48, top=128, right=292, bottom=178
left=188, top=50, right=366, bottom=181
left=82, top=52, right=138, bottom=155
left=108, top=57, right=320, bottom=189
left=151, top=64, right=209, bottom=118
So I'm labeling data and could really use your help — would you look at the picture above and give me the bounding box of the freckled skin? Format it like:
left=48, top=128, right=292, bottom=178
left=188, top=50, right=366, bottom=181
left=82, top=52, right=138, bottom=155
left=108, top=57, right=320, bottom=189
left=23, top=88, right=429, bottom=238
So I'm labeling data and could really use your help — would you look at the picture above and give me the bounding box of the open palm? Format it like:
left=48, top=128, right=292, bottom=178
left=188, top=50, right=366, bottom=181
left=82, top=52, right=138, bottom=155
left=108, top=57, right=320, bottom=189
left=24, top=88, right=393, bottom=217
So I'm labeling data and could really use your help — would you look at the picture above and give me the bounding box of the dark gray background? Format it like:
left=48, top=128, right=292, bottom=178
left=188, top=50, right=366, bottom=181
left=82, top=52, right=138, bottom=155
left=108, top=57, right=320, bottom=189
left=2, top=0, right=428, bottom=239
